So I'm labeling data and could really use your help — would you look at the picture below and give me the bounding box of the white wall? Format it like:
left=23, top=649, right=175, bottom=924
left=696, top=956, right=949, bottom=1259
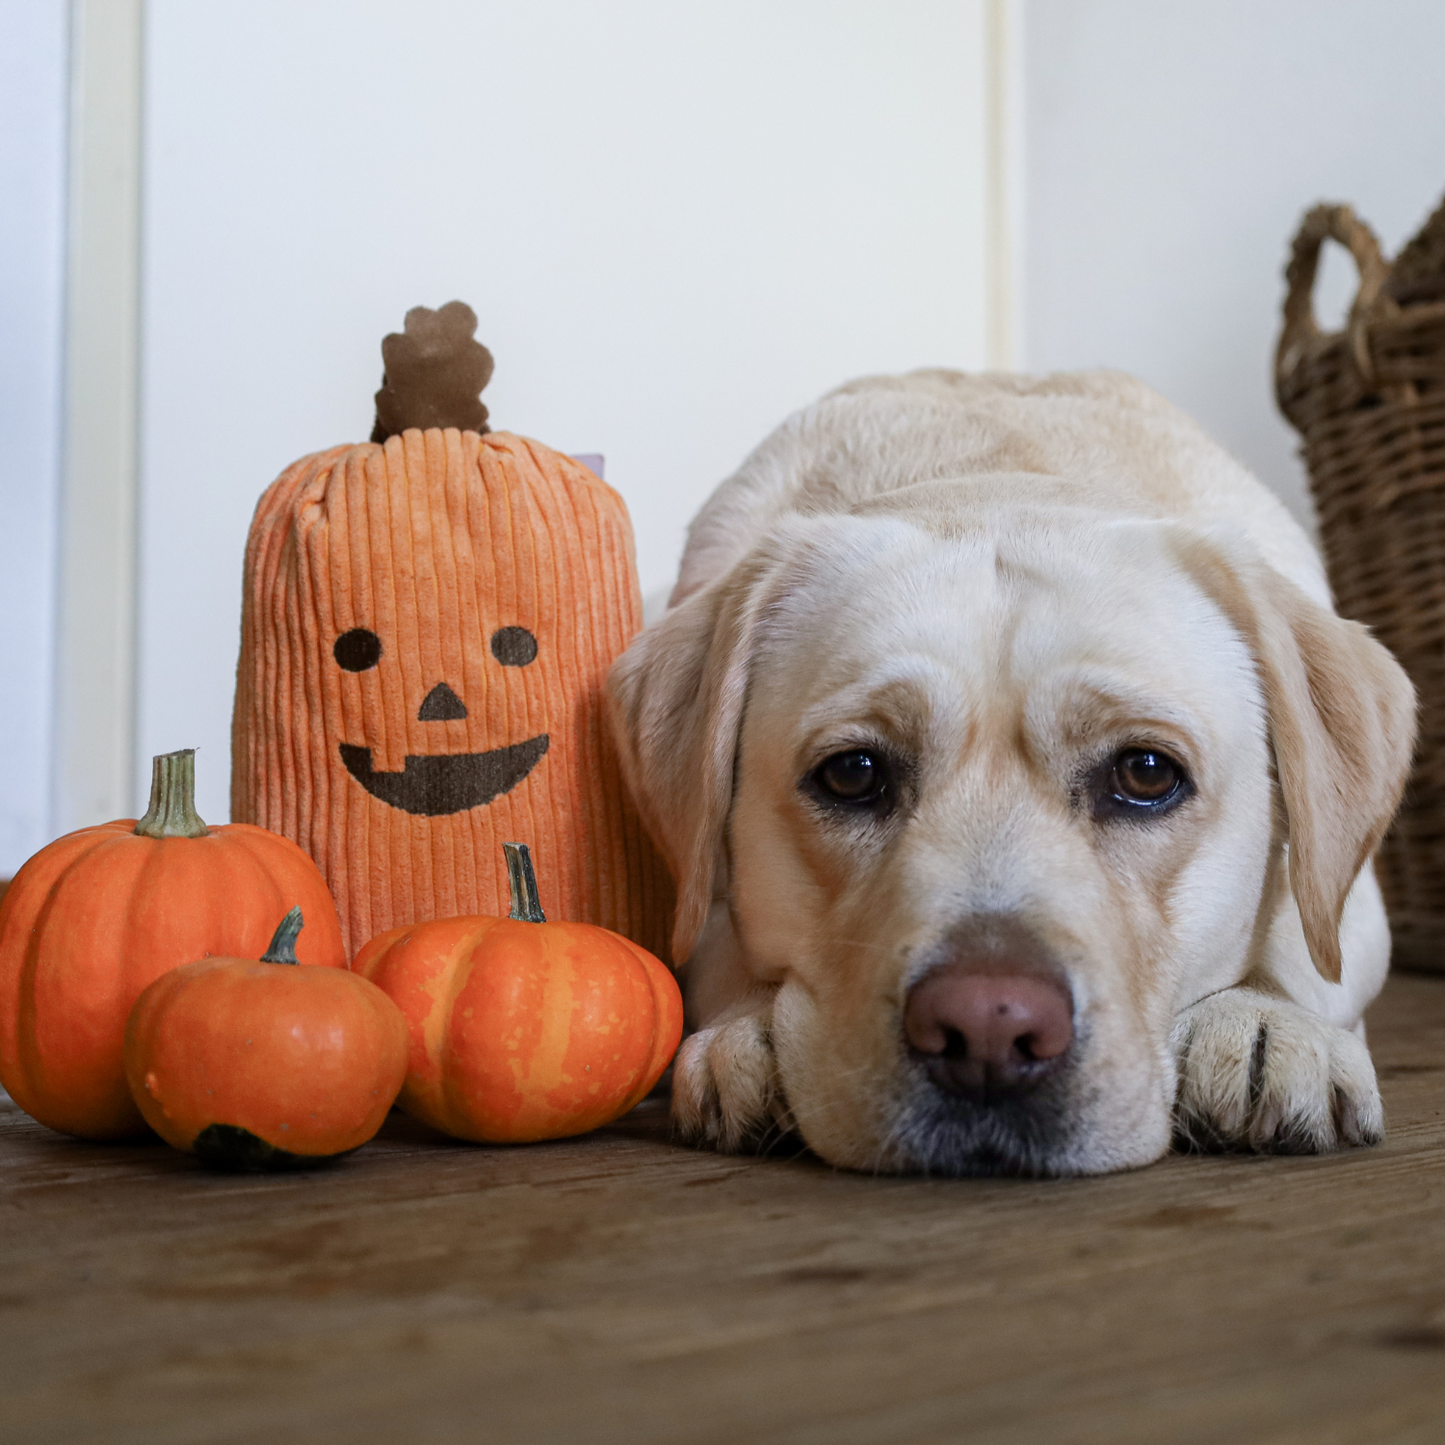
left=137, top=0, right=991, bottom=822
left=1023, top=0, right=1445, bottom=531
left=0, top=1, right=67, bottom=875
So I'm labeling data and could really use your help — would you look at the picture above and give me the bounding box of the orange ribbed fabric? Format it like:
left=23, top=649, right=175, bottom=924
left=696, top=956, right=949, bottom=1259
left=231, top=428, right=673, bottom=960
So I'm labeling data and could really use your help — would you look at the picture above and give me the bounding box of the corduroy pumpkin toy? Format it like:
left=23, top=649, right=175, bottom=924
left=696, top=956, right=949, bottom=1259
left=231, top=302, right=672, bottom=959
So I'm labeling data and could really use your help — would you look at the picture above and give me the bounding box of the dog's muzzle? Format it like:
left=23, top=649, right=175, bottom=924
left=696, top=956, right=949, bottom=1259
left=892, top=919, right=1081, bottom=1175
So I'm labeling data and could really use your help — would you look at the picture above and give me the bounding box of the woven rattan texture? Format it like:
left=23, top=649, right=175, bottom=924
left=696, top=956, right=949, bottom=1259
left=1277, top=198, right=1445, bottom=972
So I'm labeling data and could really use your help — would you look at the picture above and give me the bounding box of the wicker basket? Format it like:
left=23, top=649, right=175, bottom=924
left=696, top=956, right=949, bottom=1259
left=1276, top=195, right=1445, bottom=973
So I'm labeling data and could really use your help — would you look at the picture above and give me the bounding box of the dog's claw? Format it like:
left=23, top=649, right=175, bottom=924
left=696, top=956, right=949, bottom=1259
left=1170, top=987, right=1383, bottom=1153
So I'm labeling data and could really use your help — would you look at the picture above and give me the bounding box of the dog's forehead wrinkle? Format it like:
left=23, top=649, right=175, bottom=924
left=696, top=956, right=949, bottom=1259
left=791, top=657, right=961, bottom=746
left=1026, top=670, right=1212, bottom=755
left=763, top=519, right=1248, bottom=701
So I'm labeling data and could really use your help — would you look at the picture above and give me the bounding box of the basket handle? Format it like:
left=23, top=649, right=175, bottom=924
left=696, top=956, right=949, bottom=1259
left=1277, top=203, right=1389, bottom=390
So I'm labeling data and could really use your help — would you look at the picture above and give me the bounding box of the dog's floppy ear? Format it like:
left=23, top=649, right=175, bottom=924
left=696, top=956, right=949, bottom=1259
left=1183, top=537, right=1416, bottom=982
left=607, top=547, right=787, bottom=964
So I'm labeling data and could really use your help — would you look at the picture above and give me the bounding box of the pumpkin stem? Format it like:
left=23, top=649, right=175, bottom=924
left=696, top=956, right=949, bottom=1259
left=133, top=750, right=209, bottom=839
left=503, top=842, right=547, bottom=923
left=260, top=907, right=304, bottom=965
left=371, top=301, right=494, bottom=443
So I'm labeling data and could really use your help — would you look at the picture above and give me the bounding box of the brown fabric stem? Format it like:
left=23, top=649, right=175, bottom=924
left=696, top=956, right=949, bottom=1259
left=371, top=301, right=494, bottom=442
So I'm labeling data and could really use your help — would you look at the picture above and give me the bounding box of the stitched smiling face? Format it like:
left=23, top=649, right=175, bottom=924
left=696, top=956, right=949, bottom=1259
left=232, top=427, right=673, bottom=959
left=332, top=621, right=550, bottom=816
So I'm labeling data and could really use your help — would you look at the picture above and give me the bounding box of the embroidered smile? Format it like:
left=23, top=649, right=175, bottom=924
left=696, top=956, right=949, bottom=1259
left=338, top=737, right=550, bottom=817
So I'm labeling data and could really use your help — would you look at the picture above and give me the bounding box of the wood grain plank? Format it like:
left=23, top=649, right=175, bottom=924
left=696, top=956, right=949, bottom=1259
left=2, top=975, right=1443, bottom=1445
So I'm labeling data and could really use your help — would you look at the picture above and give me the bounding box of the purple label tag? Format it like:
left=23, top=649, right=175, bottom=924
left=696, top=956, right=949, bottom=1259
left=570, top=453, right=605, bottom=480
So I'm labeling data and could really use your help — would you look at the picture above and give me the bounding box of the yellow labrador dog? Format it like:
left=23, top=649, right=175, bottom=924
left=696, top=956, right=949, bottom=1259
left=607, top=371, right=1415, bottom=1176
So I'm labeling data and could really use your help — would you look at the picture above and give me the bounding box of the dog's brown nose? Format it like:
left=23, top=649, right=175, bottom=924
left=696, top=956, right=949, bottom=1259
left=904, top=968, right=1073, bottom=1101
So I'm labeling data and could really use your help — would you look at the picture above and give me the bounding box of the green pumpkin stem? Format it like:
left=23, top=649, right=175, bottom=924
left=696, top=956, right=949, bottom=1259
left=133, top=750, right=209, bottom=839
left=503, top=842, right=546, bottom=923
left=260, top=907, right=304, bottom=965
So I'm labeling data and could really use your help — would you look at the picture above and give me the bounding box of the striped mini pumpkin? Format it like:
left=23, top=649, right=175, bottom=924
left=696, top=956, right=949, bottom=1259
left=231, top=305, right=672, bottom=958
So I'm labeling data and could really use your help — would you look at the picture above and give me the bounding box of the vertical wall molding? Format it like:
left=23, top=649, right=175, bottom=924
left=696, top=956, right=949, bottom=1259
left=984, top=0, right=1024, bottom=371
left=54, top=0, right=144, bottom=831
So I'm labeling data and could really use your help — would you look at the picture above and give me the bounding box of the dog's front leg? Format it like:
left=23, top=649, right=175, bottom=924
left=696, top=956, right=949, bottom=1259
left=1170, top=985, right=1383, bottom=1153
left=672, top=988, right=789, bottom=1153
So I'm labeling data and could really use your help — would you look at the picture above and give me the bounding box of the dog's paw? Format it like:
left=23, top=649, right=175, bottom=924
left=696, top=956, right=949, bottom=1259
left=1170, top=987, right=1383, bottom=1153
left=671, top=1001, right=790, bottom=1153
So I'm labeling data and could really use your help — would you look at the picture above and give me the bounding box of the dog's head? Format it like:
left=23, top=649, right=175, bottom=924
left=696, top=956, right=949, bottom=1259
left=608, top=491, right=1414, bottom=1174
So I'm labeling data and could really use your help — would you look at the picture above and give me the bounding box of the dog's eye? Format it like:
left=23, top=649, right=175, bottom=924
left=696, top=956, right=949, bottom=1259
left=1099, top=747, right=1189, bottom=815
left=1112, top=749, right=1180, bottom=801
left=812, top=749, right=888, bottom=805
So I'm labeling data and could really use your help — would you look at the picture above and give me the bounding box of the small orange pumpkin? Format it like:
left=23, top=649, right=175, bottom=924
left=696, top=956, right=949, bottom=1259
left=0, top=750, right=346, bottom=1140
left=355, top=842, right=682, bottom=1143
left=125, top=907, right=408, bottom=1168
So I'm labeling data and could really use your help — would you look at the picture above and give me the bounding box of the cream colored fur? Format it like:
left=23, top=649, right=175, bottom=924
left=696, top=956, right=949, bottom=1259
left=607, top=370, right=1416, bottom=1175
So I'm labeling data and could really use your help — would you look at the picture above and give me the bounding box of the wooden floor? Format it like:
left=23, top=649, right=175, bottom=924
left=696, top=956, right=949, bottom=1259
left=2, top=977, right=1444, bottom=1445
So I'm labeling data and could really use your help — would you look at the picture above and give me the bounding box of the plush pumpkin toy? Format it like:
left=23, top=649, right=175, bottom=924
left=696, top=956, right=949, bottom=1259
left=355, top=842, right=682, bottom=1143
left=0, top=750, right=345, bottom=1139
left=125, top=907, right=408, bottom=1169
left=231, top=302, right=673, bottom=959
